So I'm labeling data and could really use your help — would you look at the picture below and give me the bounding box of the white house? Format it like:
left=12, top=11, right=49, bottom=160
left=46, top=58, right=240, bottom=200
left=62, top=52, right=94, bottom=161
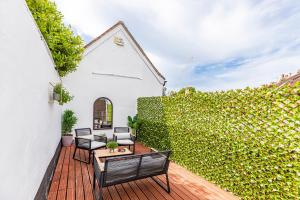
left=63, top=21, right=166, bottom=137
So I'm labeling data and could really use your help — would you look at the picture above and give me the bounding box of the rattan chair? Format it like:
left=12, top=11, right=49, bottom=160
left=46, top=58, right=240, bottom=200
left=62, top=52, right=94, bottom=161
left=113, top=127, right=136, bottom=153
left=73, top=128, right=107, bottom=164
left=93, top=151, right=171, bottom=200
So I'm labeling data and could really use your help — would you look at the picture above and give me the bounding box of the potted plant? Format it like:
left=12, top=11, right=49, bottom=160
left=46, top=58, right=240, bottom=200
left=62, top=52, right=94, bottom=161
left=127, top=115, right=141, bottom=137
left=106, top=141, right=118, bottom=152
left=53, top=83, right=73, bottom=105
left=61, top=110, right=77, bottom=146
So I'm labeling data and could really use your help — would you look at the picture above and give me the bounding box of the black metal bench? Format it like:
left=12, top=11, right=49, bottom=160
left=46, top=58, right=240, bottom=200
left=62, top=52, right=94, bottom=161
left=93, top=150, right=171, bottom=200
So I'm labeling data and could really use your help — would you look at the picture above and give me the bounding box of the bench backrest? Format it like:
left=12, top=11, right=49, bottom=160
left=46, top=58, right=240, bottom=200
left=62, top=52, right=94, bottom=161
left=96, top=151, right=170, bottom=186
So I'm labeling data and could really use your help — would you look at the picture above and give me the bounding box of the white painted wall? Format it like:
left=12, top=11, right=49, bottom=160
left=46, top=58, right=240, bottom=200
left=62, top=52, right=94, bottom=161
left=0, top=1, right=61, bottom=199
left=63, top=24, right=164, bottom=138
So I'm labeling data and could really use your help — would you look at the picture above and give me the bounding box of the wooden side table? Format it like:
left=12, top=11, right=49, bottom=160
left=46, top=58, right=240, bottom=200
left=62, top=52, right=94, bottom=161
left=95, top=148, right=133, bottom=158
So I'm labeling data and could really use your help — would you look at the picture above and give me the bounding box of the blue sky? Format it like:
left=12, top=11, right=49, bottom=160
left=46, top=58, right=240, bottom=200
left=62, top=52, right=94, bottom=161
left=54, top=0, right=300, bottom=91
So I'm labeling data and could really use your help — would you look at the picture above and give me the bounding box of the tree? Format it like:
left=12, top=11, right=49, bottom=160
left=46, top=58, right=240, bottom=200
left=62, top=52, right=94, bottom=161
left=26, top=0, right=84, bottom=77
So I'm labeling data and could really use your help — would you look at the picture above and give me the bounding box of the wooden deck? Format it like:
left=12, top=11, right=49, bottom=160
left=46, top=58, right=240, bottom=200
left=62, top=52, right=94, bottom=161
left=48, top=143, right=238, bottom=200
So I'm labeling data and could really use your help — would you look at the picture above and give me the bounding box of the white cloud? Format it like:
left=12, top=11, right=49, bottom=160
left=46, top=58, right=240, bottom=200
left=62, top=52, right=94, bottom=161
left=200, top=49, right=300, bottom=91
left=53, top=0, right=300, bottom=91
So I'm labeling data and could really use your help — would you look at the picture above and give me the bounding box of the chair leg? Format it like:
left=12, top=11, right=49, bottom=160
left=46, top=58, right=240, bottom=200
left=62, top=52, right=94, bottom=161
left=165, top=173, right=171, bottom=193
left=98, top=175, right=103, bottom=200
left=93, top=172, right=104, bottom=200
left=99, top=184, right=103, bottom=200
left=151, top=174, right=171, bottom=193
left=92, top=151, right=95, bottom=165
left=93, top=172, right=96, bottom=194
left=87, top=150, right=91, bottom=164
left=93, top=172, right=96, bottom=191
left=73, top=147, right=77, bottom=159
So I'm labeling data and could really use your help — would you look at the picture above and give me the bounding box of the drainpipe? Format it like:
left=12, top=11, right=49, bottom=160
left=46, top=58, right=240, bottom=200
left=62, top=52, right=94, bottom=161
left=163, top=80, right=167, bottom=96
left=163, top=80, right=167, bottom=86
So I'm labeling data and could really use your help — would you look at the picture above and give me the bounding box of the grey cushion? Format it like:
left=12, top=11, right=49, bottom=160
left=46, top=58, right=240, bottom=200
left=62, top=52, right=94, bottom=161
left=105, top=132, right=114, bottom=140
left=114, top=133, right=131, bottom=139
left=91, top=141, right=106, bottom=149
left=117, top=139, right=134, bottom=145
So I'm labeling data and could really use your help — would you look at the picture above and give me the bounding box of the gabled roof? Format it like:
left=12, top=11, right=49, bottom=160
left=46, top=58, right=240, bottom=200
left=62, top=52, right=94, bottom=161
left=84, top=21, right=166, bottom=80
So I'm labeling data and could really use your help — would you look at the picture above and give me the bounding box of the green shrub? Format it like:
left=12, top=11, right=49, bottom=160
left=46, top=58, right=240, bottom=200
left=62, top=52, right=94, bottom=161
left=62, top=110, right=77, bottom=135
left=53, top=83, right=73, bottom=105
left=138, top=84, right=300, bottom=199
left=127, top=115, right=141, bottom=136
left=138, top=97, right=171, bottom=150
left=26, top=0, right=84, bottom=77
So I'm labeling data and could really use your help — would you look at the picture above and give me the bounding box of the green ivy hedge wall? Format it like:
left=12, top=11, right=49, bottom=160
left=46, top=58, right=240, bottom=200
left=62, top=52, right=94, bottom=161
left=137, top=84, right=300, bottom=199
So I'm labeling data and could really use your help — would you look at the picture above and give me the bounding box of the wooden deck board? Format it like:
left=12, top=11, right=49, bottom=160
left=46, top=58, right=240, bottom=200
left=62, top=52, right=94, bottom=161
left=47, top=143, right=238, bottom=200
left=75, top=150, right=84, bottom=200
left=115, top=184, right=131, bottom=200
left=120, top=183, right=139, bottom=200
left=48, top=147, right=66, bottom=200
left=103, top=188, right=112, bottom=200
left=138, top=179, right=166, bottom=200
left=108, top=186, right=122, bottom=200
left=130, top=181, right=157, bottom=200
left=145, top=178, right=176, bottom=200
left=157, top=176, right=200, bottom=200
left=127, top=182, right=148, bottom=200
left=59, top=147, right=70, bottom=190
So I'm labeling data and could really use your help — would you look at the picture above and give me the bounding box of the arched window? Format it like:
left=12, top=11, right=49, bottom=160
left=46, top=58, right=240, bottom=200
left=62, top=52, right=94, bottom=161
left=93, top=97, right=113, bottom=130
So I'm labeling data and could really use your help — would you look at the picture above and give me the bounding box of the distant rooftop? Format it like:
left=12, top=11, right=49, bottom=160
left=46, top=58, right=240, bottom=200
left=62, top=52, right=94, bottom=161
left=276, top=69, right=300, bottom=86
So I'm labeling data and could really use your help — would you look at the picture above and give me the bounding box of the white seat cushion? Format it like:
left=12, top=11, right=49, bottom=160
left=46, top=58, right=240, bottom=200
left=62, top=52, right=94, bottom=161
left=91, top=141, right=106, bottom=149
left=78, top=134, right=94, bottom=140
left=114, top=133, right=131, bottom=139
left=105, top=132, right=114, bottom=140
left=117, top=139, right=134, bottom=145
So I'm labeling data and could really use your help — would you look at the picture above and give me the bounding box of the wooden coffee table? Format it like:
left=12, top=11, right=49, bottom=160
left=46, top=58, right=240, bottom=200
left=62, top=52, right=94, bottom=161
left=93, top=148, right=133, bottom=172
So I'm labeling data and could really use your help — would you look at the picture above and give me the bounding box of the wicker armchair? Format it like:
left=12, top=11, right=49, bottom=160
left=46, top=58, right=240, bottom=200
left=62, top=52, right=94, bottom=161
left=93, top=151, right=171, bottom=200
left=73, top=128, right=107, bottom=163
left=113, top=127, right=136, bottom=153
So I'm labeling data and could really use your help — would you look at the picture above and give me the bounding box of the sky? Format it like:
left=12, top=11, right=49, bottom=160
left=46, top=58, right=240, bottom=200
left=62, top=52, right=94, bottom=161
left=53, top=0, right=300, bottom=91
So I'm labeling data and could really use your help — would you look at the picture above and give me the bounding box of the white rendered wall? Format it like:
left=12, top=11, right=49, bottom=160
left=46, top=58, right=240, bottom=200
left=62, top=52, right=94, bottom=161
left=0, top=1, right=61, bottom=199
left=63, top=25, right=164, bottom=138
